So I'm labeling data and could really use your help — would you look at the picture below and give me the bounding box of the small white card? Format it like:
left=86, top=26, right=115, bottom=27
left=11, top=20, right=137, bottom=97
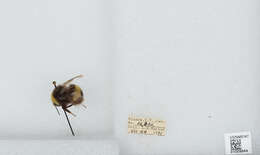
left=128, top=116, right=166, bottom=136
left=224, top=131, right=252, bottom=154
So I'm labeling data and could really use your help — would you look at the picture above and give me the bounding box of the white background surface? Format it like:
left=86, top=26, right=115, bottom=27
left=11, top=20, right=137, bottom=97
left=113, top=0, right=260, bottom=155
left=0, top=140, right=119, bottom=155
left=0, top=0, right=259, bottom=155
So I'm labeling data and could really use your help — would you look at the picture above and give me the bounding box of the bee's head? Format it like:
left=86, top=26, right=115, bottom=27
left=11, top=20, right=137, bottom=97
left=53, top=81, right=57, bottom=88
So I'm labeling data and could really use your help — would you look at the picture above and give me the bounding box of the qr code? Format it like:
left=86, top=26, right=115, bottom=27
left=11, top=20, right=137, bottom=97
left=230, top=137, right=242, bottom=153
left=229, top=135, right=250, bottom=154
left=225, top=132, right=252, bottom=154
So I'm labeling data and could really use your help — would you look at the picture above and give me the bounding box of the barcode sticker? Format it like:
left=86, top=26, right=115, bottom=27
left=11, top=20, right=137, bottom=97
left=128, top=116, right=166, bottom=136
left=224, top=131, right=252, bottom=154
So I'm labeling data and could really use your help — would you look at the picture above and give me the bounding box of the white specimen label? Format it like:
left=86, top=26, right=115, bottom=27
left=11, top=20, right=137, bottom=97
left=128, top=116, right=166, bottom=136
left=224, top=131, right=252, bottom=154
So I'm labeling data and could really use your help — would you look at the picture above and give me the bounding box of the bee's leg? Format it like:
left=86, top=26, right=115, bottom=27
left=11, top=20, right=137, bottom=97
left=63, top=108, right=76, bottom=117
left=66, top=104, right=73, bottom=108
left=81, top=104, right=87, bottom=109
left=54, top=106, right=60, bottom=115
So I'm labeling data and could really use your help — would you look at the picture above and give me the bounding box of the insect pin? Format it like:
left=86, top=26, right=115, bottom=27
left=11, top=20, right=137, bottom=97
left=51, top=75, right=86, bottom=136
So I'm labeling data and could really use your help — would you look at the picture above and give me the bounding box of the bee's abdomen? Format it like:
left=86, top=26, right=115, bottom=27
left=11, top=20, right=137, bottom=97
left=68, top=84, right=84, bottom=105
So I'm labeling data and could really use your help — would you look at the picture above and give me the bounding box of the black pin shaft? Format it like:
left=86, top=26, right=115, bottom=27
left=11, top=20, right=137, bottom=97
left=63, top=109, right=75, bottom=136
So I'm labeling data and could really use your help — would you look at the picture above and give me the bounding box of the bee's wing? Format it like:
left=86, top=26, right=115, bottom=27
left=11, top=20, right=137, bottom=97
left=63, top=75, right=83, bottom=85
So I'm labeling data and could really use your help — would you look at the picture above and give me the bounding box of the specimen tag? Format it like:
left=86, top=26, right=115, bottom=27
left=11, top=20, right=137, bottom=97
left=128, top=116, right=166, bottom=136
left=224, top=131, right=252, bottom=154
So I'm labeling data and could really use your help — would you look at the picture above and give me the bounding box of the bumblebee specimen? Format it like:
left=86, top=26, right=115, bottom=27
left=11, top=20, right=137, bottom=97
left=51, top=75, right=86, bottom=136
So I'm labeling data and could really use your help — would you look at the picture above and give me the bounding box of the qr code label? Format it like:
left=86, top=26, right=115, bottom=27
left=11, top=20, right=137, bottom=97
left=224, top=132, right=252, bottom=154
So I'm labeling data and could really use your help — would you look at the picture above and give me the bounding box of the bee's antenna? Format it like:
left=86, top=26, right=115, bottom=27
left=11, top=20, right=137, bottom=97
left=63, top=109, right=75, bottom=136
left=63, top=75, right=83, bottom=85
left=53, top=81, right=57, bottom=88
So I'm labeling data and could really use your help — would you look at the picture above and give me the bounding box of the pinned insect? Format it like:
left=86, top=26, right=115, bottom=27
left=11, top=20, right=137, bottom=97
left=51, top=75, right=86, bottom=136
